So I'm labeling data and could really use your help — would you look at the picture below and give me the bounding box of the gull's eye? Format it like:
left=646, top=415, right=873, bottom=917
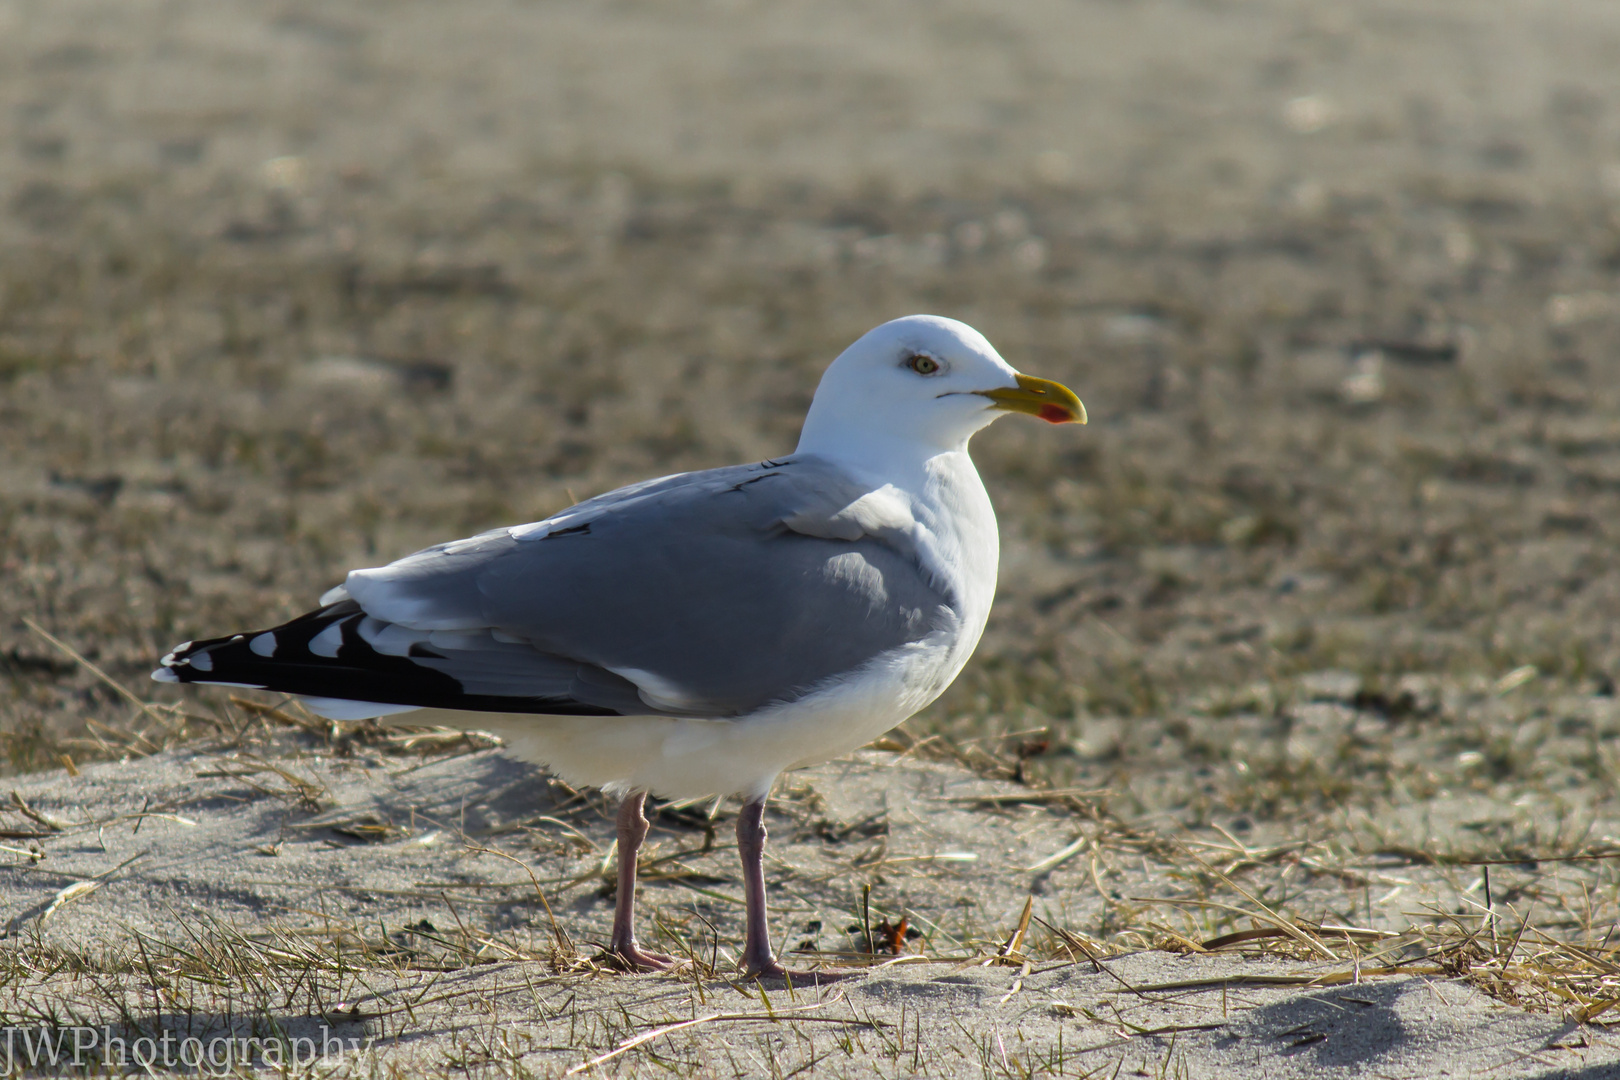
left=906, top=354, right=941, bottom=375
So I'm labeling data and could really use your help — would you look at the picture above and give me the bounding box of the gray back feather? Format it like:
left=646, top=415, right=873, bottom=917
left=343, top=456, right=956, bottom=717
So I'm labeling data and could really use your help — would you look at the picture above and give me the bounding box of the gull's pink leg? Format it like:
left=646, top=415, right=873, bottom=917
left=608, top=791, right=676, bottom=972
left=737, top=794, right=852, bottom=983
left=736, top=795, right=786, bottom=977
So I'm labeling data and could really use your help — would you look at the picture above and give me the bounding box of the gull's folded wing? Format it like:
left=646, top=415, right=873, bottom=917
left=156, top=457, right=957, bottom=718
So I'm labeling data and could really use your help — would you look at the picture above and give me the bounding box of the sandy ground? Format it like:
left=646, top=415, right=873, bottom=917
left=0, top=728, right=1616, bottom=1078
left=5, top=0, right=1620, bottom=1075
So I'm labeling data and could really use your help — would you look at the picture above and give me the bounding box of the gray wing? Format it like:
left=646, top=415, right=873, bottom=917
left=329, top=456, right=957, bottom=717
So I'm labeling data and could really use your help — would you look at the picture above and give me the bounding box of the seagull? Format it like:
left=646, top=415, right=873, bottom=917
left=153, top=315, right=1085, bottom=977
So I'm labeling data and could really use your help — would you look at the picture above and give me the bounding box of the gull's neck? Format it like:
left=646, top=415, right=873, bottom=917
left=794, top=429, right=997, bottom=580
left=793, top=428, right=971, bottom=495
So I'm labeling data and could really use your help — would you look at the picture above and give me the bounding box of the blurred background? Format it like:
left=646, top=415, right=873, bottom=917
left=4, top=0, right=1620, bottom=824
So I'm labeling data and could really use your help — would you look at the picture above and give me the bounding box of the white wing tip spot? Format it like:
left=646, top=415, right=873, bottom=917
left=151, top=667, right=179, bottom=683
left=249, top=632, right=277, bottom=658
left=308, top=622, right=345, bottom=658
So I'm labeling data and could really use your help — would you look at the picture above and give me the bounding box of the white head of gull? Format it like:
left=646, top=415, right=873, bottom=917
left=154, top=314, right=1085, bottom=978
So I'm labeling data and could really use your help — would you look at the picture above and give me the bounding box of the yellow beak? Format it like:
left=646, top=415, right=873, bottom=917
left=975, top=373, right=1087, bottom=425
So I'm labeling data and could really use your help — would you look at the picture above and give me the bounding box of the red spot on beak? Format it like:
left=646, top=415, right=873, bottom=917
left=1038, top=403, right=1072, bottom=424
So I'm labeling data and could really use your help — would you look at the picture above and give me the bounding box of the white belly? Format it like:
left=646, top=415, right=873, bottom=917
left=406, top=634, right=965, bottom=800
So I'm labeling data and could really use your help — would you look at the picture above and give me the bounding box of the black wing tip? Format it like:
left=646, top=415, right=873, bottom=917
left=153, top=604, right=622, bottom=717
